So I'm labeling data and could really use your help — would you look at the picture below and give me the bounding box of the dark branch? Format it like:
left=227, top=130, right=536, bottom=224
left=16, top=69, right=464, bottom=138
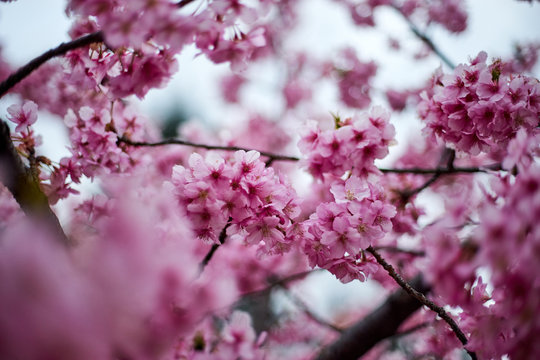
left=0, top=31, right=104, bottom=99
left=374, top=246, right=426, bottom=257
left=390, top=321, right=431, bottom=340
left=119, top=136, right=501, bottom=176
left=400, top=172, right=442, bottom=200
left=176, top=0, right=197, bottom=8
left=366, top=246, right=477, bottom=360
left=280, top=287, right=343, bottom=333
left=119, top=136, right=301, bottom=162
left=315, top=274, right=431, bottom=360
left=0, top=121, right=70, bottom=245
left=379, top=164, right=500, bottom=175
left=238, top=270, right=319, bottom=299
left=199, top=220, right=231, bottom=273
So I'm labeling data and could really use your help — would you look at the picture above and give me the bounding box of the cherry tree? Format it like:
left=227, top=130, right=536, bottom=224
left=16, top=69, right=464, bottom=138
left=0, top=0, right=539, bottom=359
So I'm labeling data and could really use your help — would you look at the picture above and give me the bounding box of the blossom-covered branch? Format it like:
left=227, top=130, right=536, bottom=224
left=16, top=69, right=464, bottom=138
left=0, top=121, right=69, bottom=245
left=0, top=31, right=104, bottom=99
left=199, top=220, right=231, bottom=273
left=366, top=246, right=477, bottom=359
left=120, top=136, right=499, bottom=174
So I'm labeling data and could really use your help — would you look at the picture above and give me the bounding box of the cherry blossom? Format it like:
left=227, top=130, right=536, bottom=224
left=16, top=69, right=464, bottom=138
left=0, top=0, right=539, bottom=359
left=6, top=100, right=38, bottom=133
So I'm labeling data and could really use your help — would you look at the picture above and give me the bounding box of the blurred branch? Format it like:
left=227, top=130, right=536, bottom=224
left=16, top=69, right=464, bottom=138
left=390, top=321, right=431, bottom=340
left=315, top=274, right=431, bottom=360
left=176, top=0, right=197, bottom=8
left=390, top=4, right=456, bottom=69
left=367, top=246, right=477, bottom=360
left=0, top=31, right=104, bottom=99
left=238, top=269, right=320, bottom=300
left=280, top=285, right=343, bottom=333
left=400, top=172, right=442, bottom=200
left=374, top=246, right=426, bottom=257
left=0, top=121, right=69, bottom=245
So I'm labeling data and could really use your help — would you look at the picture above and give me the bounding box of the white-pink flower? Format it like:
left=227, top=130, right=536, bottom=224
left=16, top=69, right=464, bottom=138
left=7, top=100, right=38, bottom=133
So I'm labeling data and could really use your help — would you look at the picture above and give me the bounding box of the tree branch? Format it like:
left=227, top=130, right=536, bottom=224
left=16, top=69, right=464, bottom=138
left=118, top=136, right=301, bottom=162
left=119, top=136, right=501, bottom=176
left=176, top=0, right=197, bottom=8
left=373, top=246, right=426, bottom=257
left=379, top=164, right=500, bottom=174
left=0, top=31, right=104, bottom=99
left=238, top=269, right=320, bottom=299
left=400, top=172, right=442, bottom=200
left=390, top=4, right=456, bottom=69
left=199, top=220, right=231, bottom=273
left=280, top=286, right=343, bottom=333
left=390, top=321, right=431, bottom=340
left=366, top=246, right=477, bottom=360
left=315, top=274, right=431, bottom=360
left=0, top=121, right=70, bottom=245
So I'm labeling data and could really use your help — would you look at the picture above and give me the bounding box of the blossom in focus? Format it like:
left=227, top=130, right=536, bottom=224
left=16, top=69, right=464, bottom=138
left=7, top=100, right=38, bottom=132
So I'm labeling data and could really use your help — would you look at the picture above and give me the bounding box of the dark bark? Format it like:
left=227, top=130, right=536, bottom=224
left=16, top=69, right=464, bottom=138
left=0, top=31, right=103, bottom=99
left=0, top=121, right=69, bottom=245
left=315, top=275, right=430, bottom=360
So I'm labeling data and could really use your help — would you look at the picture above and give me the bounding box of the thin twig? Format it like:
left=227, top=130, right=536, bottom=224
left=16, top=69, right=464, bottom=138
left=366, top=246, right=477, bottom=360
left=380, top=164, right=499, bottom=175
left=374, top=246, right=426, bottom=257
left=238, top=269, right=320, bottom=299
left=0, top=31, right=104, bottom=99
left=119, top=136, right=301, bottom=162
left=280, top=286, right=343, bottom=333
left=401, top=173, right=442, bottom=200
left=199, top=221, right=231, bottom=273
left=120, top=136, right=501, bottom=177
left=176, top=0, right=197, bottom=8
left=391, top=321, right=432, bottom=340
left=390, top=4, right=455, bottom=69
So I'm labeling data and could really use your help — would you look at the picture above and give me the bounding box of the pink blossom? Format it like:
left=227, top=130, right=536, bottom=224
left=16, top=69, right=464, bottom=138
left=419, top=52, right=540, bottom=155
left=6, top=100, right=38, bottom=132
left=221, top=73, right=245, bottom=103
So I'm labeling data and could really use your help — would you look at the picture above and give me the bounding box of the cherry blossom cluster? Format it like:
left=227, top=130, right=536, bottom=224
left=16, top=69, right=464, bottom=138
left=303, top=176, right=396, bottom=282
left=37, top=103, right=153, bottom=204
left=172, top=311, right=268, bottom=359
left=0, top=174, right=239, bottom=360
left=171, top=150, right=301, bottom=254
left=2, top=0, right=540, bottom=359
left=63, top=106, right=130, bottom=177
left=419, top=51, right=540, bottom=155
left=66, top=0, right=280, bottom=72
left=298, top=107, right=395, bottom=179
left=463, top=163, right=540, bottom=359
